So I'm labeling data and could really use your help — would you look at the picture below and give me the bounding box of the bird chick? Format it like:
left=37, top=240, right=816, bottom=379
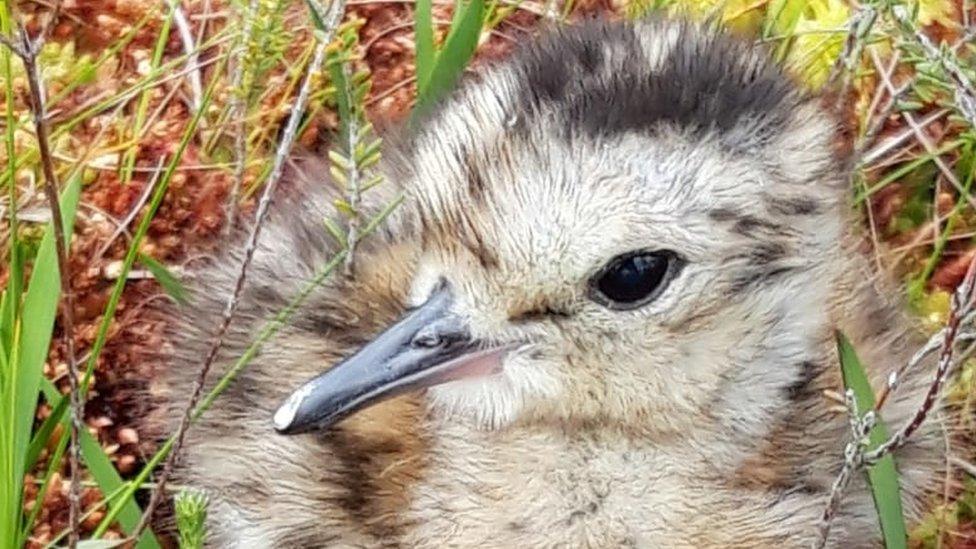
left=151, top=16, right=947, bottom=547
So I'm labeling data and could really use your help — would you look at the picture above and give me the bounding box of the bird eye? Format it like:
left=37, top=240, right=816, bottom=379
left=588, top=250, right=682, bottom=310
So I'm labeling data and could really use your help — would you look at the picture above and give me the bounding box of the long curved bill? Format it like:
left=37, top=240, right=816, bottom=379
left=273, top=283, right=513, bottom=434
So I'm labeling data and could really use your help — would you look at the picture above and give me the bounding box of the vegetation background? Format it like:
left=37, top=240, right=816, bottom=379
left=0, top=0, right=974, bottom=545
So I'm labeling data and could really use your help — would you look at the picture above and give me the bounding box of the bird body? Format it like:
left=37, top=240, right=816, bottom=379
left=151, top=17, right=947, bottom=547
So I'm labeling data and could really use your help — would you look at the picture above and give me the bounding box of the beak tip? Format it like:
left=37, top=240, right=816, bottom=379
left=273, top=382, right=316, bottom=434
left=272, top=404, right=296, bottom=433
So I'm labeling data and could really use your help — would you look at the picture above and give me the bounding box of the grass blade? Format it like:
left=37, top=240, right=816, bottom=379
left=1, top=325, right=18, bottom=549
left=119, top=2, right=176, bottom=183
left=303, top=0, right=327, bottom=29
left=24, top=398, right=62, bottom=472
left=327, top=57, right=354, bottom=141
left=414, top=0, right=435, bottom=89
left=414, top=0, right=485, bottom=114
left=1, top=6, right=21, bottom=545
left=835, top=331, right=908, bottom=549
left=908, top=139, right=976, bottom=302
left=138, top=254, right=188, bottom=305
left=2, top=6, right=20, bottom=353
left=93, top=194, right=402, bottom=539
left=0, top=175, right=80, bottom=547
left=16, top=175, right=82, bottom=471
left=763, top=0, right=808, bottom=60
left=39, top=48, right=227, bottom=451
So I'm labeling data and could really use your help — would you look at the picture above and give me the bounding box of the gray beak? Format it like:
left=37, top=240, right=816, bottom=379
left=273, top=282, right=507, bottom=434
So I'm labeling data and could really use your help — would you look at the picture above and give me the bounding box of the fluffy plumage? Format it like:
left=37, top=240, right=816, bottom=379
left=151, top=17, right=947, bottom=547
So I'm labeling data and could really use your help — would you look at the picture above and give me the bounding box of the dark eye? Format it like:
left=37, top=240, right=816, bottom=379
left=588, top=250, right=682, bottom=310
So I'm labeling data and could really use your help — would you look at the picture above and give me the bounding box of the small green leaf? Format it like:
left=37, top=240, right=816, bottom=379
left=334, top=198, right=356, bottom=217
left=896, top=100, right=925, bottom=111
left=329, top=166, right=349, bottom=187
left=328, top=149, right=352, bottom=170
left=322, top=217, right=348, bottom=247
left=356, top=139, right=382, bottom=165
left=138, top=254, right=188, bottom=305
left=175, top=490, right=209, bottom=549
left=835, top=331, right=908, bottom=549
left=362, top=174, right=385, bottom=192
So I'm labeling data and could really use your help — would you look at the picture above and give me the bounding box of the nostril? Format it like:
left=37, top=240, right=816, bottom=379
left=410, top=320, right=468, bottom=349
left=411, top=329, right=442, bottom=348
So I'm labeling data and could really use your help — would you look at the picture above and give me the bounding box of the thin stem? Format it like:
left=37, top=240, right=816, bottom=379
left=887, top=3, right=976, bottom=129
left=12, top=23, right=82, bottom=548
left=816, top=255, right=976, bottom=545
left=814, top=392, right=877, bottom=548
left=866, top=258, right=976, bottom=463
left=226, top=0, right=260, bottom=231
left=340, top=63, right=361, bottom=275
left=129, top=0, right=348, bottom=537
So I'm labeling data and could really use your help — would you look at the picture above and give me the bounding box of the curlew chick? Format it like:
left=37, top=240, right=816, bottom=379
left=153, top=17, right=948, bottom=547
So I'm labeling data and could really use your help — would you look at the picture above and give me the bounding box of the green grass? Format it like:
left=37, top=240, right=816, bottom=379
left=412, top=0, right=486, bottom=117
left=0, top=175, right=84, bottom=547
left=0, top=0, right=228, bottom=544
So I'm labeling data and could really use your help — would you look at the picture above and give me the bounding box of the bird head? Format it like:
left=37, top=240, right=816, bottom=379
left=273, top=18, right=850, bottom=438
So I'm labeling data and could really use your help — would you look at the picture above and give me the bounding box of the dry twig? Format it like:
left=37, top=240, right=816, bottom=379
left=887, top=4, right=976, bottom=130
left=815, top=392, right=878, bottom=548
left=860, top=108, right=948, bottom=166
left=866, top=260, right=976, bottom=463
left=129, top=0, right=349, bottom=538
left=826, top=1, right=878, bottom=106
left=225, top=0, right=260, bottom=231
left=93, top=158, right=167, bottom=261
left=170, top=0, right=204, bottom=112
left=815, top=256, right=976, bottom=547
left=869, top=51, right=976, bottom=211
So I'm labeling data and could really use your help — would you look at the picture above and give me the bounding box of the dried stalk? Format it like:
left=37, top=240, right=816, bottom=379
left=130, top=0, right=348, bottom=537
left=855, top=49, right=901, bottom=156
left=340, top=64, right=362, bottom=275
left=865, top=259, right=976, bottom=463
left=815, top=256, right=976, bottom=547
left=869, top=50, right=976, bottom=211
left=170, top=0, right=204, bottom=112
left=225, top=0, right=260, bottom=231
left=814, top=392, right=877, bottom=548
left=887, top=4, right=976, bottom=130
left=94, top=158, right=166, bottom=261
left=4, top=19, right=82, bottom=548
left=853, top=6, right=975, bottom=159
left=859, top=108, right=948, bottom=167
left=827, top=2, right=878, bottom=107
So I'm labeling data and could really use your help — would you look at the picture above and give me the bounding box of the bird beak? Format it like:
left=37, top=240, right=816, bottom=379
left=273, top=282, right=511, bottom=434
